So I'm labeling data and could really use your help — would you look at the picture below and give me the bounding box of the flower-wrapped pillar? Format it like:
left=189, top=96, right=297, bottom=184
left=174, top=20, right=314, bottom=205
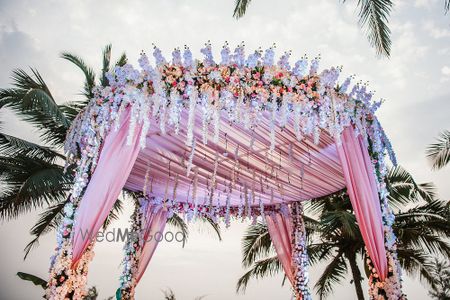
left=119, top=198, right=169, bottom=299
left=366, top=120, right=406, bottom=299
left=290, top=201, right=311, bottom=300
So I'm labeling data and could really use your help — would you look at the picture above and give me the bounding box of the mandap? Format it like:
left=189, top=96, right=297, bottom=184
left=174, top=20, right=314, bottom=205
left=47, top=43, right=405, bottom=300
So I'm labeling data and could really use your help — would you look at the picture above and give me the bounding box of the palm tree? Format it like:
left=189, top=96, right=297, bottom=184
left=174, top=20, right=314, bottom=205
left=0, top=46, right=222, bottom=259
left=236, top=166, right=450, bottom=299
left=233, top=0, right=392, bottom=57
left=0, top=45, right=131, bottom=257
left=428, top=259, right=450, bottom=300
left=427, top=130, right=450, bottom=170
left=233, top=0, right=450, bottom=57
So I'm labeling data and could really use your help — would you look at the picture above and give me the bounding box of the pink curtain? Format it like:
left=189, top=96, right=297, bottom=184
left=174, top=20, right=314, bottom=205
left=336, top=126, right=387, bottom=280
left=72, top=108, right=143, bottom=264
left=135, top=206, right=169, bottom=283
left=265, top=213, right=295, bottom=286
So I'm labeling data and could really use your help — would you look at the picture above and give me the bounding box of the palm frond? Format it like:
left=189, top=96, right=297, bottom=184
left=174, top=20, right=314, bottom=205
left=101, top=44, right=112, bottom=87
left=115, top=53, right=128, bottom=67
left=387, top=165, right=437, bottom=206
left=17, top=272, right=47, bottom=289
left=445, top=0, right=450, bottom=13
left=397, top=248, right=437, bottom=289
left=315, top=250, right=348, bottom=300
left=0, top=69, right=70, bottom=146
left=60, top=52, right=96, bottom=99
left=233, top=0, right=252, bottom=19
left=427, top=130, right=450, bottom=170
left=241, top=222, right=274, bottom=268
left=162, top=288, right=176, bottom=300
left=0, top=132, right=64, bottom=162
left=308, top=243, right=336, bottom=265
left=0, top=155, right=72, bottom=220
left=102, top=198, right=124, bottom=230
left=354, top=0, right=393, bottom=57
left=166, top=213, right=189, bottom=247
left=236, top=255, right=282, bottom=293
left=24, top=201, right=67, bottom=259
left=197, top=216, right=222, bottom=241
left=58, top=101, right=88, bottom=123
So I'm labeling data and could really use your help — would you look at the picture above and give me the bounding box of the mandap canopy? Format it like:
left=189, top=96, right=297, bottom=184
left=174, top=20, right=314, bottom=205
left=46, top=43, right=405, bottom=300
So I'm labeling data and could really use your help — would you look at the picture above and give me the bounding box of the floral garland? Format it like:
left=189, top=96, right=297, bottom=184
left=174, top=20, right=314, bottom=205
left=118, top=201, right=145, bottom=300
left=142, top=195, right=289, bottom=227
left=365, top=119, right=405, bottom=299
left=51, top=43, right=403, bottom=299
left=290, top=201, right=311, bottom=300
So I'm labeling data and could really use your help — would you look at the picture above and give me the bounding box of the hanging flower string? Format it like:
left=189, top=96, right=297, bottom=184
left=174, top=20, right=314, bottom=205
left=143, top=196, right=289, bottom=226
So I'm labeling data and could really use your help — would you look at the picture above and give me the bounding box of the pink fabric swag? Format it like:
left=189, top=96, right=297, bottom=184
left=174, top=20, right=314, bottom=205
left=336, top=126, right=388, bottom=280
left=72, top=108, right=143, bottom=264
left=135, top=206, right=169, bottom=283
left=265, top=213, right=295, bottom=286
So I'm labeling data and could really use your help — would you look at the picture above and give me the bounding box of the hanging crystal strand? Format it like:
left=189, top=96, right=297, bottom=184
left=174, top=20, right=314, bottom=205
left=209, top=151, right=219, bottom=207
left=251, top=170, right=256, bottom=204
left=244, top=186, right=251, bottom=218
left=238, top=188, right=244, bottom=219
left=143, top=161, right=151, bottom=197
left=225, top=184, right=231, bottom=228
left=259, top=197, right=265, bottom=221
left=249, top=130, right=255, bottom=150
left=186, top=139, right=196, bottom=176
left=172, top=174, right=179, bottom=201
left=192, top=168, right=199, bottom=219
left=290, top=201, right=312, bottom=300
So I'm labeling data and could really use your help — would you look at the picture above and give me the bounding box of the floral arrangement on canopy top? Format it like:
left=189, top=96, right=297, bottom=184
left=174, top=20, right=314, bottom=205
left=46, top=42, right=404, bottom=300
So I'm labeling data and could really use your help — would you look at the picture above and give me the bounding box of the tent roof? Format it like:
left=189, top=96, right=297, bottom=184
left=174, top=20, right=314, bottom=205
left=124, top=109, right=345, bottom=207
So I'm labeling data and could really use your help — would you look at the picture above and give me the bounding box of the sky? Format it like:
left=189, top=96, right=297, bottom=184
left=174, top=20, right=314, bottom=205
left=0, top=0, right=449, bottom=299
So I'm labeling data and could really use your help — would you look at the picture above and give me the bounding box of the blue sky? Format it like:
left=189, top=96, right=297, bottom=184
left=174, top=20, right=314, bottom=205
left=0, top=0, right=449, bottom=299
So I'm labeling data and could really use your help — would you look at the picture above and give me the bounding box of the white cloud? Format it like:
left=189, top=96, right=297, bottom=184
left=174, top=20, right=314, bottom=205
left=442, top=65, right=450, bottom=76
left=424, top=21, right=450, bottom=38
left=414, top=0, right=438, bottom=8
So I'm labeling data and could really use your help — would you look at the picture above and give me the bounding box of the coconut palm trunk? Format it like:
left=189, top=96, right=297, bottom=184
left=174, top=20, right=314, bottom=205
left=346, top=250, right=365, bottom=300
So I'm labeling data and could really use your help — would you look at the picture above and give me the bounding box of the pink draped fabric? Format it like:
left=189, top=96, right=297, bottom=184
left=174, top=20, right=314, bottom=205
left=336, top=126, right=387, bottom=280
left=265, top=213, right=295, bottom=286
left=72, top=108, right=143, bottom=264
left=135, top=206, right=169, bottom=283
